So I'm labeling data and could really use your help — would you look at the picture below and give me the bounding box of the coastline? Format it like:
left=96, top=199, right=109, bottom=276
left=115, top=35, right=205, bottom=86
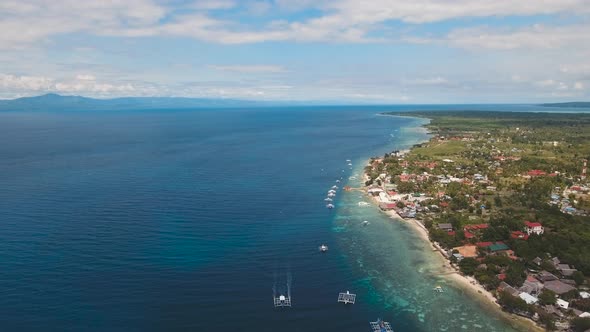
left=362, top=116, right=545, bottom=332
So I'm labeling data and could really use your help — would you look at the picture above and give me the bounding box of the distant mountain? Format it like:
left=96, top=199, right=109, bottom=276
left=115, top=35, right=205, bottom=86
left=540, top=101, right=590, bottom=108
left=0, top=93, right=283, bottom=111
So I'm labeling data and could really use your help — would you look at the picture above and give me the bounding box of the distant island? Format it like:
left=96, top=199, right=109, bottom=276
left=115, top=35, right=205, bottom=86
left=540, top=102, right=590, bottom=108
left=0, top=93, right=293, bottom=111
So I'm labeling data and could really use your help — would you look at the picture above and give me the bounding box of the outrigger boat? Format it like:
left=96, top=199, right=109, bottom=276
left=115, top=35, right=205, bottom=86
left=370, top=318, right=394, bottom=332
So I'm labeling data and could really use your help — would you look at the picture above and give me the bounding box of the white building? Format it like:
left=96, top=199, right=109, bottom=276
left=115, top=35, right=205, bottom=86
left=524, top=221, right=544, bottom=235
left=556, top=299, right=569, bottom=310
left=519, top=292, right=538, bottom=305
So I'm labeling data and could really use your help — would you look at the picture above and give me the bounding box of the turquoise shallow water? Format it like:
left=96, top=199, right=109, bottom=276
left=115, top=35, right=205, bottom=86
left=332, top=125, right=524, bottom=332
left=0, top=106, right=530, bottom=331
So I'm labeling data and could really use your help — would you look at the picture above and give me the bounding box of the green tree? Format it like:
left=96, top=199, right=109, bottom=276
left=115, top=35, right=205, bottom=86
left=498, top=290, right=531, bottom=313
left=459, top=258, right=479, bottom=276
left=538, top=289, right=556, bottom=305
left=494, top=195, right=503, bottom=207
left=572, top=298, right=590, bottom=311
left=505, top=263, right=526, bottom=287
left=537, top=309, right=556, bottom=330
left=572, top=317, right=590, bottom=332
left=573, top=270, right=585, bottom=286
left=397, top=181, right=415, bottom=193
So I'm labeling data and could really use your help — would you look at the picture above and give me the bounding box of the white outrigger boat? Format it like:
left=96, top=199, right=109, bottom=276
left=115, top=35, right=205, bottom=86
left=319, top=244, right=328, bottom=252
left=326, top=204, right=335, bottom=209
left=370, top=318, right=394, bottom=332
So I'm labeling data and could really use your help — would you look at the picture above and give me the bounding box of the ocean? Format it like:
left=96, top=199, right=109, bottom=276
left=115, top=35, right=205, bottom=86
left=0, top=106, right=538, bottom=331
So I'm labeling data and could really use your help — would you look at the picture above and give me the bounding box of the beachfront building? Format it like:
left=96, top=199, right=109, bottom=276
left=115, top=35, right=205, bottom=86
left=437, top=223, right=453, bottom=232
left=519, top=292, right=538, bottom=305
left=543, top=280, right=576, bottom=295
left=453, top=245, right=478, bottom=259
left=524, top=221, right=544, bottom=236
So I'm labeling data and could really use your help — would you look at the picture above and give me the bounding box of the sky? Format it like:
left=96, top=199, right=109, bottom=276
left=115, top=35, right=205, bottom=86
left=1, top=0, right=590, bottom=103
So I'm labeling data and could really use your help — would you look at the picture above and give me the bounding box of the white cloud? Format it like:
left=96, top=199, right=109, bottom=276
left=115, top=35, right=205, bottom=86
left=209, top=65, right=287, bottom=73
left=2, top=0, right=590, bottom=48
left=405, top=77, right=449, bottom=85
left=76, top=74, right=96, bottom=81
left=190, top=0, right=236, bottom=10
left=0, top=74, right=53, bottom=91
left=0, top=73, right=139, bottom=97
left=442, top=24, right=590, bottom=50
left=0, top=0, right=167, bottom=49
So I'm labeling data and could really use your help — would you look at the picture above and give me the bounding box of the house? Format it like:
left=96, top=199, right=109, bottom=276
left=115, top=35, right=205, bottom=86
left=537, top=271, right=559, bottom=282
left=519, top=276, right=544, bottom=296
left=453, top=245, right=478, bottom=258
left=368, top=187, right=384, bottom=195
left=556, top=263, right=578, bottom=277
left=580, top=291, right=590, bottom=299
left=524, top=221, right=544, bottom=236
left=379, top=203, right=397, bottom=211
left=498, top=282, right=520, bottom=297
left=511, top=231, right=529, bottom=240
left=436, top=223, right=453, bottom=231
left=464, top=230, right=475, bottom=239
left=476, top=241, right=493, bottom=248
left=519, top=292, right=538, bottom=305
left=543, top=305, right=563, bottom=317
left=543, top=280, right=576, bottom=295
left=489, top=242, right=510, bottom=253
left=532, top=257, right=543, bottom=266
left=527, top=170, right=547, bottom=176
left=464, top=224, right=489, bottom=231
left=556, top=299, right=569, bottom=310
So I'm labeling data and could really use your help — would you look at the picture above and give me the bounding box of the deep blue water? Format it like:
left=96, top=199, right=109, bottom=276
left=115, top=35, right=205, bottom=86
left=0, top=106, right=538, bottom=331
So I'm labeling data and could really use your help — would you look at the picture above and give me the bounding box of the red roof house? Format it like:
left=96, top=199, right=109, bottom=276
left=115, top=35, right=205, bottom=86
left=524, top=221, right=544, bottom=236
left=464, top=224, right=489, bottom=231
left=527, top=170, right=547, bottom=176
left=511, top=231, right=529, bottom=240
left=464, top=230, right=475, bottom=239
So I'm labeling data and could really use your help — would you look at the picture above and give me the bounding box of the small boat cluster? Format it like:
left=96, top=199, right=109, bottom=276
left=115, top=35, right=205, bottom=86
left=324, top=160, right=354, bottom=209
left=326, top=184, right=337, bottom=209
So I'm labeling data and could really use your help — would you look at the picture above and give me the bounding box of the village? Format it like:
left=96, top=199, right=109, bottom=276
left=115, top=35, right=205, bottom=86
left=365, top=111, right=590, bottom=331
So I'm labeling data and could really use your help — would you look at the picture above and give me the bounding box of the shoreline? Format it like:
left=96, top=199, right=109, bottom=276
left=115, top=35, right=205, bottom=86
left=377, top=201, right=544, bottom=331
left=361, top=117, right=545, bottom=332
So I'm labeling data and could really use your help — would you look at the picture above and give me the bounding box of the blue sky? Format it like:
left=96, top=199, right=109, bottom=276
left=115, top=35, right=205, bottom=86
left=1, top=0, right=589, bottom=103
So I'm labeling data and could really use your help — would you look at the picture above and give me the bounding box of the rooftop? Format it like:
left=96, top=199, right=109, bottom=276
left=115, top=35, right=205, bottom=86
left=489, top=242, right=510, bottom=252
left=543, top=280, right=576, bottom=295
left=525, top=221, right=543, bottom=228
left=453, top=245, right=478, bottom=258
